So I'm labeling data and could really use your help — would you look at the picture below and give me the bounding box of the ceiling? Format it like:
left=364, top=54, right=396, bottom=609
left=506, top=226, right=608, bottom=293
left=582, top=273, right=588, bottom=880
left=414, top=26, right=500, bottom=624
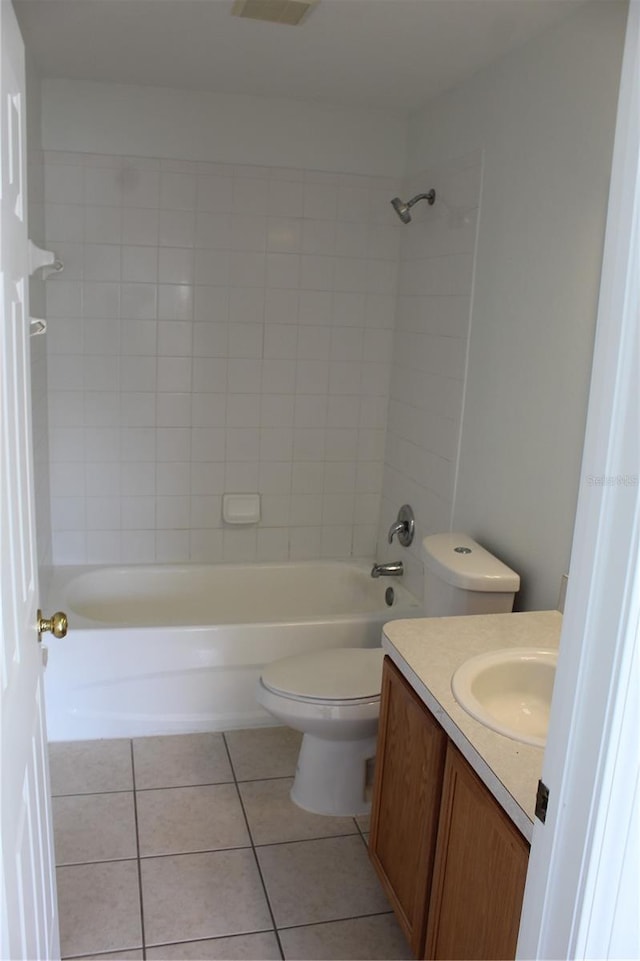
left=15, top=0, right=581, bottom=115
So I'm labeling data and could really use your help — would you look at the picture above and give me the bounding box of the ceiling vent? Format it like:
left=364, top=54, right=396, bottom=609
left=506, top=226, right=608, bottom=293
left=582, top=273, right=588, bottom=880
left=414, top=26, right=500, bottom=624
left=231, top=0, right=316, bottom=26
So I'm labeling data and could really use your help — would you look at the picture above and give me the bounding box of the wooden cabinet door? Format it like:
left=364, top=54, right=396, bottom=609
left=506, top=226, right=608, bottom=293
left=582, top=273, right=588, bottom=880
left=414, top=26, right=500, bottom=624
left=425, top=743, right=530, bottom=960
left=369, top=657, right=447, bottom=957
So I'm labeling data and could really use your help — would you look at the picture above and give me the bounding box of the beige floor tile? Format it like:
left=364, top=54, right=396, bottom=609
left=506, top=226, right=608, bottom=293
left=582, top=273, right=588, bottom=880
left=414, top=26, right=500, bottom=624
left=257, top=835, right=390, bottom=928
left=57, top=860, right=142, bottom=958
left=279, top=913, right=413, bottom=960
left=240, top=778, right=358, bottom=845
left=53, top=792, right=137, bottom=865
left=146, top=931, right=281, bottom=960
left=49, top=740, right=133, bottom=796
left=225, top=726, right=301, bottom=781
left=356, top=813, right=371, bottom=832
left=133, top=733, right=232, bottom=789
left=136, top=783, right=250, bottom=856
left=141, top=849, right=272, bottom=946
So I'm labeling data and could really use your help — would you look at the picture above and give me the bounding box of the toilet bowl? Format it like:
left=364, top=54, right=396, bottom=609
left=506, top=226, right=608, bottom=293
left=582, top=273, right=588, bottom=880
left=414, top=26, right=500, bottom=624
left=257, top=533, right=520, bottom=817
left=256, top=647, right=384, bottom=816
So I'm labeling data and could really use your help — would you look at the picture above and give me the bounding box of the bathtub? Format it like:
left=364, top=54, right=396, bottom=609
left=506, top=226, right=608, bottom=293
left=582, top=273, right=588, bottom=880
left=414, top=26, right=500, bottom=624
left=44, top=561, right=421, bottom=741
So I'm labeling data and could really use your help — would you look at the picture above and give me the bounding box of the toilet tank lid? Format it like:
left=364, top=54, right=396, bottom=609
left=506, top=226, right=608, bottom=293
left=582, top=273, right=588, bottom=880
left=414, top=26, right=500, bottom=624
left=422, top=533, right=520, bottom=592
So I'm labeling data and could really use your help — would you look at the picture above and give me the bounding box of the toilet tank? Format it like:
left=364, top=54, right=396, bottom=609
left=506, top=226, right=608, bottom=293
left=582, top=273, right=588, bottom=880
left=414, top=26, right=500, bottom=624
left=422, top=533, right=520, bottom=617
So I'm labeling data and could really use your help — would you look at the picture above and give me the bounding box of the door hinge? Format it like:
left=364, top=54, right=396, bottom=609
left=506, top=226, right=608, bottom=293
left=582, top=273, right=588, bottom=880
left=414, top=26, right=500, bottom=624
left=535, top=779, right=549, bottom=823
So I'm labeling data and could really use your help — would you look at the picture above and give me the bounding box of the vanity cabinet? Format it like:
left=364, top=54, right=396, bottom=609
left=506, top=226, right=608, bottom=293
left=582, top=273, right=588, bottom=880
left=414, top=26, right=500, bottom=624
left=369, top=657, right=447, bottom=956
left=370, top=656, right=530, bottom=960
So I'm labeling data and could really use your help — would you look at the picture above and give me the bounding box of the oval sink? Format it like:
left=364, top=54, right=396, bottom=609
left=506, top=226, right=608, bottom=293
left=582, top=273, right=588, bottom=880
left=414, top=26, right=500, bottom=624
left=451, top=647, right=557, bottom=747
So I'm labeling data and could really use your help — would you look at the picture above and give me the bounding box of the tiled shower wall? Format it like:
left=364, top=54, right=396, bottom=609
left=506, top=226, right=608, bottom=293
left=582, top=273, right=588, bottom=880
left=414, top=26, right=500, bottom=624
left=376, top=153, right=481, bottom=600
left=44, top=152, right=400, bottom=564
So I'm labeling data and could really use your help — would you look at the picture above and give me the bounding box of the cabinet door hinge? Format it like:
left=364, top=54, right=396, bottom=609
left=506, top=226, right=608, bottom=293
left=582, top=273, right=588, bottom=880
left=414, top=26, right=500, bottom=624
left=535, top=779, right=549, bottom=823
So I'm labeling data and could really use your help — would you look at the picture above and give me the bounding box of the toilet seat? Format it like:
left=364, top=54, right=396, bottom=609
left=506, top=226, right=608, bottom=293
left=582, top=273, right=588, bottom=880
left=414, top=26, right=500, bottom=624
left=261, top=647, right=384, bottom=704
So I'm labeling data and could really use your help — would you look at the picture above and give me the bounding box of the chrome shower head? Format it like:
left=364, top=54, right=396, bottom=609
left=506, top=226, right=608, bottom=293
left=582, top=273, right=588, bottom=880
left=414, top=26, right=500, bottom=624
left=391, top=197, right=412, bottom=224
left=390, top=189, right=436, bottom=224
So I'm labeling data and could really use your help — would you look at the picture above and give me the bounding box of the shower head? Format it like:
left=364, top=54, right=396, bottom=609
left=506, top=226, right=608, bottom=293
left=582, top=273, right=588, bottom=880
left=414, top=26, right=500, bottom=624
left=390, top=189, right=436, bottom=224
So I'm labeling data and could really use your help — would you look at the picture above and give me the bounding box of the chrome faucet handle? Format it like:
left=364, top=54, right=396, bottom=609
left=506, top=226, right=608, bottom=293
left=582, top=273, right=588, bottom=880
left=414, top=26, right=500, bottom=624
left=387, top=505, right=415, bottom=547
left=387, top=521, right=405, bottom=543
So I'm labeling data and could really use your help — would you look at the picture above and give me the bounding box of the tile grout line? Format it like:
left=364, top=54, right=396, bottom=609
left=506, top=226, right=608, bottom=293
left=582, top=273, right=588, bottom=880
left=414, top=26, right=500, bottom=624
left=222, top=731, right=286, bottom=961
left=276, top=907, right=396, bottom=933
left=130, top=739, right=148, bottom=961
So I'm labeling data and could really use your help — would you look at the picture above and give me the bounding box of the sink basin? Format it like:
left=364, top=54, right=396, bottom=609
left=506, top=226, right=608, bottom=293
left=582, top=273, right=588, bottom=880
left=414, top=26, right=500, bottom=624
left=451, top=647, right=557, bottom=747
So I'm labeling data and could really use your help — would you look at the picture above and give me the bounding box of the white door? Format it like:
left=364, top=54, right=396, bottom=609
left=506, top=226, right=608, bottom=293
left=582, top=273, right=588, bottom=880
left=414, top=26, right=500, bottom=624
left=0, top=1, right=59, bottom=957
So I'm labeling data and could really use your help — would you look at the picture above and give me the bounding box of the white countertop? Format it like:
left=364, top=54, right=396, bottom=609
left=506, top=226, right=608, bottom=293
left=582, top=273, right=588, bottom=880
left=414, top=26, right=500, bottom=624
left=382, top=610, right=562, bottom=843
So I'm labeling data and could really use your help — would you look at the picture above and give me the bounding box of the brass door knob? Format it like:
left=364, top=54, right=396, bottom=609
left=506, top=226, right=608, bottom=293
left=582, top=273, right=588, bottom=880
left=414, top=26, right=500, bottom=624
left=37, top=609, right=68, bottom=640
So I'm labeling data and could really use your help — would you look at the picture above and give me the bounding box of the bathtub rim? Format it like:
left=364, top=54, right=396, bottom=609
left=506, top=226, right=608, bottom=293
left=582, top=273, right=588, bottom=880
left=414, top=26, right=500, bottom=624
left=45, top=558, right=422, bottom=631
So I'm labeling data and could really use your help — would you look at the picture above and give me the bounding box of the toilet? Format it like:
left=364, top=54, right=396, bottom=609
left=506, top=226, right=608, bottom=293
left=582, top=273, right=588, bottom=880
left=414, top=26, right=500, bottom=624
left=256, top=533, right=520, bottom=816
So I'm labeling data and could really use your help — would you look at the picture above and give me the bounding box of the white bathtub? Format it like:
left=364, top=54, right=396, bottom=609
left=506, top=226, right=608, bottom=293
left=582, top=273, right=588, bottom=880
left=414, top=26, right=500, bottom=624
left=44, top=561, right=421, bottom=741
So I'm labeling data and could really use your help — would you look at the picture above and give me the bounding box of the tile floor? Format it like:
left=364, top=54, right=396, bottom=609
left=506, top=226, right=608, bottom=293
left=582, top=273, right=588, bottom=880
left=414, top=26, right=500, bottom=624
left=49, top=727, right=412, bottom=960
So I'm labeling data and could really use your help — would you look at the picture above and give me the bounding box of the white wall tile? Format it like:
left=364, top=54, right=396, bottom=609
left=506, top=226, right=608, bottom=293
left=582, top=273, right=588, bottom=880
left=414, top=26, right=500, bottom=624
left=228, top=287, right=263, bottom=325
left=298, top=290, right=331, bottom=327
left=45, top=165, right=83, bottom=204
left=157, top=461, right=191, bottom=496
left=232, top=179, right=268, bottom=215
left=85, top=167, right=122, bottom=207
left=159, top=208, right=195, bottom=248
left=120, top=530, right=156, bottom=562
left=190, top=529, right=224, bottom=562
left=121, top=168, right=160, bottom=208
left=303, top=183, right=338, bottom=220
left=222, top=528, right=257, bottom=562
left=45, top=203, right=84, bottom=242
left=158, top=285, right=193, bottom=321
left=83, top=282, right=120, bottom=319
left=259, top=461, right=292, bottom=493
left=197, top=176, right=233, bottom=213
left=84, top=205, right=121, bottom=244
left=156, top=392, right=192, bottom=427
left=268, top=180, right=303, bottom=218
left=231, top=215, right=267, bottom=252
left=267, top=218, right=302, bottom=253
left=161, top=172, right=197, bottom=211
left=120, top=392, right=156, bottom=427
left=158, top=321, right=192, bottom=357
left=84, top=244, right=121, bottom=281
left=194, top=249, right=230, bottom=286
left=121, top=356, right=156, bottom=392
left=86, top=530, right=122, bottom=563
left=158, top=247, right=194, bottom=285
left=122, top=207, right=159, bottom=246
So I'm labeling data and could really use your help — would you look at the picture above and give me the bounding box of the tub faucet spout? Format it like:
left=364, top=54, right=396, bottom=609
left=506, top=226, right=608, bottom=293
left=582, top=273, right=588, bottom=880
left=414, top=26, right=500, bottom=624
left=370, top=561, right=404, bottom=578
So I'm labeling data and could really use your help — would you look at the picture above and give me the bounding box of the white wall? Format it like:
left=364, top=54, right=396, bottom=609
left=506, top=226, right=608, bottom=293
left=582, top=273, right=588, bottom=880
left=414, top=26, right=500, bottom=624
left=396, top=1, right=627, bottom=610
left=41, top=80, right=407, bottom=179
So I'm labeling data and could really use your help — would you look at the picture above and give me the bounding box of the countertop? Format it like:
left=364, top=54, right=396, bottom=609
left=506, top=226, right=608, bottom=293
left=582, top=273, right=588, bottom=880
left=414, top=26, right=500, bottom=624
left=381, top=610, right=562, bottom=843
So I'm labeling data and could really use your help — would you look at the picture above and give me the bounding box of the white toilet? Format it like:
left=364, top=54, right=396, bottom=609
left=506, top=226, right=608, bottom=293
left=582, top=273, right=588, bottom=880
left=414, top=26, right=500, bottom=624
left=256, top=533, right=520, bottom=816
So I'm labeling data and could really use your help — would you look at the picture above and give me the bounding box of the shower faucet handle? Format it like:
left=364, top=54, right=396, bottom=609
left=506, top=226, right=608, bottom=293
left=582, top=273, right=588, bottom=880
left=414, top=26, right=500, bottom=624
left=387, top=505, right=415, bottom=547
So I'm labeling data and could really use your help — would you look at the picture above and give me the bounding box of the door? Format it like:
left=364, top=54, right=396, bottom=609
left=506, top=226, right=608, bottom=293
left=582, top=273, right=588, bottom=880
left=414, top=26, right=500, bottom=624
left=425, top=743, right=529, bottom=960
left=0, top=2, right=59, bottom=957
left=369, top=656, right=447, bottom=956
